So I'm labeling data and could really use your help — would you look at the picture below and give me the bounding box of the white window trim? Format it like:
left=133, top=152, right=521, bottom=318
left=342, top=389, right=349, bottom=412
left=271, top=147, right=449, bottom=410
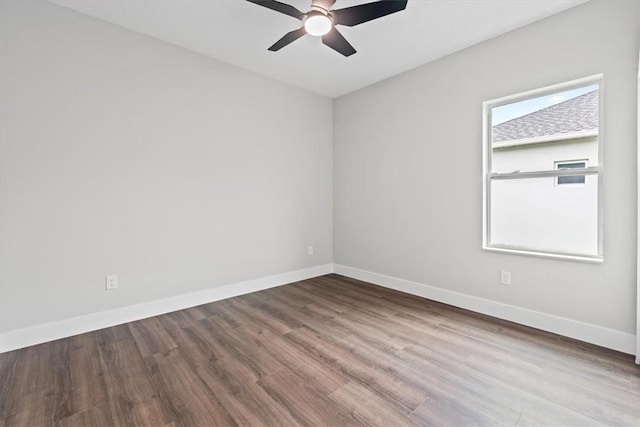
left=482, top=74, right=604, bottom=263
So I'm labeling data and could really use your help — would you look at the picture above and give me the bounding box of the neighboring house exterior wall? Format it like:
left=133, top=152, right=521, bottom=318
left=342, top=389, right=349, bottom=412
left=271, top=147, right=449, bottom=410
left=491, top=137, right=598, bottom=255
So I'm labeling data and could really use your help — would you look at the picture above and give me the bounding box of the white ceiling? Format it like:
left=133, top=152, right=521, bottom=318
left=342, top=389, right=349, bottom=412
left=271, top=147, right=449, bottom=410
left=50, top=0, right=587, bottom=98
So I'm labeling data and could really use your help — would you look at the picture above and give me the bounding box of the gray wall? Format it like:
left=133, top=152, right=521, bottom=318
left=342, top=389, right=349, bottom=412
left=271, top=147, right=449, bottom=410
left=334, top=0, right=639, bottom=334
left=0, top=0, right=333, bottom=333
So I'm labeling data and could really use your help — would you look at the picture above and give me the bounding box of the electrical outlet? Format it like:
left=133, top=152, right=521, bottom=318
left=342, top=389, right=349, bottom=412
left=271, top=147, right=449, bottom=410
left=308, top=245, right=314, bottom=256
left=500, top=270, right=511, bottom=286
left=105, top=274, right=118, bottom=290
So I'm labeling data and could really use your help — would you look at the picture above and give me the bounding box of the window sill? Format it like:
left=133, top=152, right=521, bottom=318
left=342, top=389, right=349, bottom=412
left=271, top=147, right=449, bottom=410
left=483, top=245, right=603, bottom=264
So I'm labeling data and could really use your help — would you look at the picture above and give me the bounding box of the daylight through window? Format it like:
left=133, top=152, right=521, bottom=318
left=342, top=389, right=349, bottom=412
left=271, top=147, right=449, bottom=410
left=483, top=75, right=603, bottom=261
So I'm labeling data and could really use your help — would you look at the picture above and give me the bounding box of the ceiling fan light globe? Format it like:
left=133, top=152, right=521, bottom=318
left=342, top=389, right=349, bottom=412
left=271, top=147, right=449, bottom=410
left=304, top=15, right=332, bottom=36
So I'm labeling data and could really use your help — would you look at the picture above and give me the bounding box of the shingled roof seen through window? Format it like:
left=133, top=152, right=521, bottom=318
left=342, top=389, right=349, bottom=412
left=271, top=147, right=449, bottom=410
left=492, top=89, right=598, bottom=143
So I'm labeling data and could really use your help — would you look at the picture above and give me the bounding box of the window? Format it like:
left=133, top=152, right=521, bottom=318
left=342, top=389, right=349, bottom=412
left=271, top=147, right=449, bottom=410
left=483, top=75, right=603, bottom=262
left=555, top=160, right=587, bottom=185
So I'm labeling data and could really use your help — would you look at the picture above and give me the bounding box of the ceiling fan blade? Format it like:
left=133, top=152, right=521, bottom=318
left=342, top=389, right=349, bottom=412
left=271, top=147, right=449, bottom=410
left=268, top=27, right=307, bottom=51
left=246, top=0, right=305, bottom=20
left=332, top=0, right=407, bottom=27
left=322, top=27, right=356, bottom=57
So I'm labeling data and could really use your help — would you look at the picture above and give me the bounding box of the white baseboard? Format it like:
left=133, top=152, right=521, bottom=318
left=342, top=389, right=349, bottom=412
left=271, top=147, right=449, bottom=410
left=334, top=264, right=636, bottom=356
left=3, top=262, right=636, bottom=358
left=0, top=264, right=333, bottom=353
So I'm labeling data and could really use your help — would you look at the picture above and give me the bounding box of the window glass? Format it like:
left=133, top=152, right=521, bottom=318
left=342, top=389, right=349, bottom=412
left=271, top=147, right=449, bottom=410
left=491, top=85, right=599, bottom=174
left=490, top=176, right=598, bottom=255
left=556, top=161, right=587, bottom=185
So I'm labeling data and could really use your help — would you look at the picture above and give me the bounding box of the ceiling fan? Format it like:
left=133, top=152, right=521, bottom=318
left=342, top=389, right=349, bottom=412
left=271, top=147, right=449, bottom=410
left=246, top=0, right=408, bottom=57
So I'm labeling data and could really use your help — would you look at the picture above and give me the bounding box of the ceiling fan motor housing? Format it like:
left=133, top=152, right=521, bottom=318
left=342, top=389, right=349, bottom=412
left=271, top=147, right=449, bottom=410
left=311, top=0, right=337, bottom=13
left=305, top=9, right=332, bottom=20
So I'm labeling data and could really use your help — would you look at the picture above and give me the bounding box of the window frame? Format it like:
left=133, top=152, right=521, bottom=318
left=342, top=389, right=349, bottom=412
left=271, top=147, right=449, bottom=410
left=482, top=74, right=604, bottom=263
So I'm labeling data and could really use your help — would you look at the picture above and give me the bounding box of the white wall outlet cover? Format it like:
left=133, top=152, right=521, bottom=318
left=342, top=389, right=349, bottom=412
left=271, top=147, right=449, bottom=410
left=105, top=274, right=118, bottom=290
left=500, top=270, right=512, bottom=286
left=308, top=246, right=314, bottom=255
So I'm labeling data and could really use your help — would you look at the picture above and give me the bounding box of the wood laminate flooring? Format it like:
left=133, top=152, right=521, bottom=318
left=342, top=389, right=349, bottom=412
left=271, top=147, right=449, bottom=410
left=1, top=274, right=639, bottom=426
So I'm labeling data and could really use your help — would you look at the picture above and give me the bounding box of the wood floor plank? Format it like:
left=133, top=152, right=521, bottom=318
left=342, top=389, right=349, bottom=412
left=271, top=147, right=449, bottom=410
left=156, top=313, right=226, bottom=367
left=286, top=326, right=430, bottom=414
left=144, top=348, right=236, bottom=426
left=465, top=352, right=640, bottom=425
left=631, top=373, right=640, bottom=394
left=95, top=323, right=133, bottom=347
left=226, top=297, right=297, bottom=335
left=98, top=338, right=148, bottom=382
left=246, top=290, right=352, bottom=342
left=196, top=359, right=299, bottom=427
left=241, top=326, right=349, bottom=394
left=305, top=301, right=411, bottom=351
left=199, top=316, right=287, bottom=378
left=128, top=316, right=178, bottom=358
left=329, top=381, right=416, bottom=426
left=339, top=333, right=521, bottom=424
left=1, top=274, right=638, bottom=426
left=410, top=394, right=521, bottom=427
left=257, top=368, right=360, bottom=426
left=55, top=401, right=120, bottom=427
left=398, top=344, right=607, bottom=426
left=262, top=284, right=316, bottom=308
